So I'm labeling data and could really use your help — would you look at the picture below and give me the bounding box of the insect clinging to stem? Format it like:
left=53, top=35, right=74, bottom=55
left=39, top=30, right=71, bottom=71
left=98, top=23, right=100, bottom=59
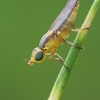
left=28, top=0, right=85, bottom=67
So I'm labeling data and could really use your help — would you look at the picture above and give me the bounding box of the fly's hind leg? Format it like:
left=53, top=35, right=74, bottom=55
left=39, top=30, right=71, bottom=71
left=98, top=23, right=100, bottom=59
left=72, top=28, right=89, bottom=32
left=58, top=24, right=89, bottom=50
left=71, top=24, right=89, bottom=32
left=65, top=24, right=89, bottom=49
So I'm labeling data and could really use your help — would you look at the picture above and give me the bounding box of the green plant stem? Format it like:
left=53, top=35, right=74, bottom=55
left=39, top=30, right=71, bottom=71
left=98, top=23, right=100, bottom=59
left=48, top=0, right=100, bottom=100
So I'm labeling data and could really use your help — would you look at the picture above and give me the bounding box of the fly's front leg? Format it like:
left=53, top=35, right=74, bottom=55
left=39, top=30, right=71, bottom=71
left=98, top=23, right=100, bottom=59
left=62, top=38, right=84, bottom=50
left=52, top=53, right=70, bottom=73
left=51, top=53, right=64, bottom=65
left=45, top=52, right=70, bottom=73
left=45, top=50, right=64, bottom=64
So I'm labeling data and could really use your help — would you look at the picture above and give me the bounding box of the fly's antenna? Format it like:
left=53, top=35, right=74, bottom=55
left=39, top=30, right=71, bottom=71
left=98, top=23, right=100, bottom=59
left=22, top=59, right=28, bottom=62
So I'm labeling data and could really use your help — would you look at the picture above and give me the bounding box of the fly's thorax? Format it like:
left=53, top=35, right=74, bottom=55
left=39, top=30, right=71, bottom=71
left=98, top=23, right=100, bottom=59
left=39, top=30, right=62, bottom=52
left=28, top=47, right=46, bottom=66
left=39, top=30, right=53, bottom=49
left=39, top=30, right=57, bottom=52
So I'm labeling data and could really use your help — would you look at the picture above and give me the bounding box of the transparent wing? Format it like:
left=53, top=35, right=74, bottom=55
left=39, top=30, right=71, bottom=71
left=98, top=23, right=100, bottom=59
left=49, top=0, right=78, bottom=32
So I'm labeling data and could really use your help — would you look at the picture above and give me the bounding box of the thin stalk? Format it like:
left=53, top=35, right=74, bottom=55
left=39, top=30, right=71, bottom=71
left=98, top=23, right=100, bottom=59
left=48, top=0, right=100, bottom=100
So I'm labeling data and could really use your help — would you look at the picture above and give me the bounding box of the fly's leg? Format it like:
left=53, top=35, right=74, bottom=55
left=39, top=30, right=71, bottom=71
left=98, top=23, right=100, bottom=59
left=71, top=25, right=89, bottom=32
left=49, top=53, right=64, bottom=65
left=72, top=28, right=89, bottom=32
left=45, top=52, right=70, bottom=73
left=51, top=53, right=71, bottom=73
left=62, top=38, right=84, bottom=50
left=65, top=24, right=89, bottom=49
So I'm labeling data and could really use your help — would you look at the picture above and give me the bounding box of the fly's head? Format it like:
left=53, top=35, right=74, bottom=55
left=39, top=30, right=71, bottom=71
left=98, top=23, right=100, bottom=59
left=28, top=47, right=46, bottom=66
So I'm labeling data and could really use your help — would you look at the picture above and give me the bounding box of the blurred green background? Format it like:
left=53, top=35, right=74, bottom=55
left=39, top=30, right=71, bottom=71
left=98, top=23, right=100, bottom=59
left=0, top=0, right=100, bottom=100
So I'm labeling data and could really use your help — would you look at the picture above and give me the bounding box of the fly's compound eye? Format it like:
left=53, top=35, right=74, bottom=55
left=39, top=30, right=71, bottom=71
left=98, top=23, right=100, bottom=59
left=35, top=51, right=43, bottom=61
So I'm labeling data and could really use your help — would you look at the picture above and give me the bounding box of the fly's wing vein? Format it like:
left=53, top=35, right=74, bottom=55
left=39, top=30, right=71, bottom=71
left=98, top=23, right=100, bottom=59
left=49, top=0, right=77, bottom=33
